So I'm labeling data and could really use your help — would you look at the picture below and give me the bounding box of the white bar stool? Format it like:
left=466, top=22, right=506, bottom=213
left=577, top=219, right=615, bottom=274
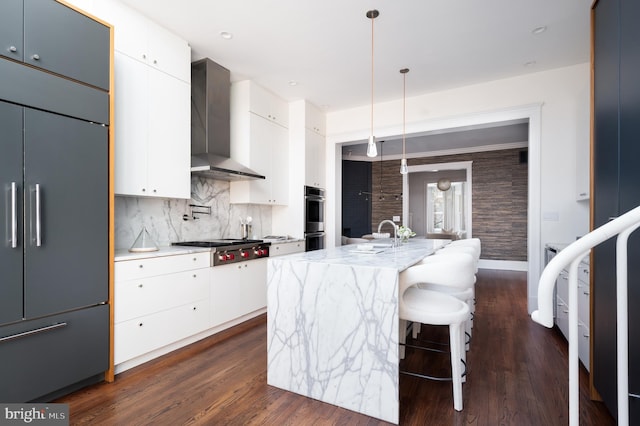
left=399, top=262, right=471, bottom=411
left=416, top=252, right=476, bottom=350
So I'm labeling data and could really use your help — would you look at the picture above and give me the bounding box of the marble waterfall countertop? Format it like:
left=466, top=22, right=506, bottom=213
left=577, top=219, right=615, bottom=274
left=266, top=238, right=448, bottom=424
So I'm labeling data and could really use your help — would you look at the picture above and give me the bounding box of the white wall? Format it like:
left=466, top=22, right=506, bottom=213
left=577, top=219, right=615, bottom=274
left=325, top=63, right=591, bottom=312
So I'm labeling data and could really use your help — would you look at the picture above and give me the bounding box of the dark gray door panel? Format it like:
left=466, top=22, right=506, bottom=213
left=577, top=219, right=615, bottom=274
left=24, top=108, right=108, bottom=318
left=0, top=304, right=109, bottom=402
left=24, top=0, right=110, bottom=90
left=0, top=0, right=23, bottom=62
left=0, top=101, right=24, bottom=325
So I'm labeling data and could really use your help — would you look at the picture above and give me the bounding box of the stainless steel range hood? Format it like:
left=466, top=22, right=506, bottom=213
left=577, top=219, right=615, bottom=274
left=191, top=58, right=265, bottom=181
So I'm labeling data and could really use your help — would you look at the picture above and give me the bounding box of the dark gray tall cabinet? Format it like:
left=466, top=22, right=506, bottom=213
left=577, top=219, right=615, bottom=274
left=592, top=0, right=640, bottom=420
left=0, top=0, right=112, bottom=402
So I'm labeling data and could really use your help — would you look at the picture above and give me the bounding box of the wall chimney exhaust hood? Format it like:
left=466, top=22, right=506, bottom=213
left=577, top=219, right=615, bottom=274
left=191, top=58, right=265, bottom=181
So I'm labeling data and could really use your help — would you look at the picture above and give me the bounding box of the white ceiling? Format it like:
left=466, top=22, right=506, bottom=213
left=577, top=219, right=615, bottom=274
left=118, top=0, right=592, bottom=114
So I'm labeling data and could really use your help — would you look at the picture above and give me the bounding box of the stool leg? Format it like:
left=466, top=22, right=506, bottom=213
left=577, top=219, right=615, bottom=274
left=412, top=322, right=420, bottom=339
left=399, top=319, right=407, bottom=359
left=449, top=322, right=464, bottom=411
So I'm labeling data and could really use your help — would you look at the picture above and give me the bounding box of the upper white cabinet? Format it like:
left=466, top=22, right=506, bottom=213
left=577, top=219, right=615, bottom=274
left=304, top=103, right=326, bottom=188
left=95, top=0, right=191, bottom=199
left=230, top=80, right=289, bottom=205
left=305, top=102, right=326, bottom=136
left=243, top=81, right=289, bottom=128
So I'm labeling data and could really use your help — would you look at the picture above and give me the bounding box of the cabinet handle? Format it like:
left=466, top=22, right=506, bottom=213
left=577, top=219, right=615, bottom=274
left=139, top=264, right=144, bottom=268
left=153, top=59, right=157, bottom=65
left=10, top=182, right=17, bottom=248
left=34, top=184, right=41, bottom=247
left=0, top=322, right=67, bottom=343
left=193, top=257, right=197, bottom=261
left=583, top=291, right=590, bottom=295
left=138, top=322, right=143, bottom=327
left=138, top=284, right=143, bottom=288
left=9, top=46, right=17, bottom=53
left=142, top=188, right=146, bottom=192
left=193, top=274, right=197, bottom=278
left=31, top=54, right=40, bottom=60
left=192, top=306, right=197, bottom=311
left=142, top=54, right=147, bottom=60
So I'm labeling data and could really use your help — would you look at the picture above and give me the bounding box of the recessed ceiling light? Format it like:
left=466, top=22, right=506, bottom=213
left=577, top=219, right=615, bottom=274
left=288, top=80, right=298, bottom=86
left=531, top=26, right=547, bottom=35
left=220, top=31, right=233, bottom=40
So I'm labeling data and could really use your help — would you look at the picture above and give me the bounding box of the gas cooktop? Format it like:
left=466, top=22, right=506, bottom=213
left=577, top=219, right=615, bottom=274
left=172, top=239, right=270, bottom=265
left=172, top=239, right=264, bottom=248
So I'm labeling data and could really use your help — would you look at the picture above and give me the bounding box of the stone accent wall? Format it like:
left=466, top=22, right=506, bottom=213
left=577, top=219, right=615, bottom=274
left=370, top=148, right=528, bottom=261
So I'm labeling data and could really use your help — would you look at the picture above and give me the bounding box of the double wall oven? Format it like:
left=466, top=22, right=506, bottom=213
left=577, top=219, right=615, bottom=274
left=304, top=186, right=325, bottom=251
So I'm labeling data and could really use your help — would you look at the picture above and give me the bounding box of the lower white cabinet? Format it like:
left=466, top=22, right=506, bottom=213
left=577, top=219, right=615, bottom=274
left=554, top=255, right=590, bottom=371
left=211, top=258, right=267, bottom=327
left=114, top=252, right=211, bottom=366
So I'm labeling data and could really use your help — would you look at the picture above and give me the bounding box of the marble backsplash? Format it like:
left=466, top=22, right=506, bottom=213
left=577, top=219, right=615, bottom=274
left=115, top=176, right=272, bottom=250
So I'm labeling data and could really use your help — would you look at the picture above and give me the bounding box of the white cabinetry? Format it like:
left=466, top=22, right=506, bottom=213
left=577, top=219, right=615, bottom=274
left=211, top=258, right=267, bottom=327
left=114, top=252, right=211, bottom=369
left=576, top=138, right=590, bottom=200
left=230, top=80, right=289, bottom=205
left=270, top=241, right=305, bottom=256
left=96, top=0, right=191, bottom=199
left=550, top=246, right=590, bottom=371
left=304, top=102, right=326, bottom=188
left=305, top=129, right=326, bottom=188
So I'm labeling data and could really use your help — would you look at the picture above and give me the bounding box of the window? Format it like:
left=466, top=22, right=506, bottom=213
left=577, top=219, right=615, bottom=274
left=426, top=181, right=465, bottom=234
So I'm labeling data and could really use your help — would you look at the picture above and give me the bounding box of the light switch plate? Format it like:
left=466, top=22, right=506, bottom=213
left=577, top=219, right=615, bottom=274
left=393, top=215, right=400, bottom=222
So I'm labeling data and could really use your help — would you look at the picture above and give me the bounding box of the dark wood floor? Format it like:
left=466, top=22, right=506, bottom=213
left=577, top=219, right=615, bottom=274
left=58, top=270, right=615, bottom=425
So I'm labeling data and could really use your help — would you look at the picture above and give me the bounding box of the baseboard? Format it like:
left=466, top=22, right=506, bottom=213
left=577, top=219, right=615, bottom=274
left=478, top=259, right=528, bottom=271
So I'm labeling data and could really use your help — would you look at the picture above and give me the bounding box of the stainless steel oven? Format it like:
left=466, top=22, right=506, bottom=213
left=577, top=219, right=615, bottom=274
left=304, top=186, right=325, bottom=251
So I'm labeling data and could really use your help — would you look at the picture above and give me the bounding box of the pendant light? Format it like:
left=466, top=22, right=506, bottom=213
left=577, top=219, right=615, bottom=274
left=399, top=68, right=409, bottom=174
left=366, top=10, right=379, bottom=158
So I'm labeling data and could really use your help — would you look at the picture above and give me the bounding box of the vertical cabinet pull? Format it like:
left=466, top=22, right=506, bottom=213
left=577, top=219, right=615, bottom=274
left=11, top=182, right=17, bottom=248
left=35, top=184, right=42, bottom=247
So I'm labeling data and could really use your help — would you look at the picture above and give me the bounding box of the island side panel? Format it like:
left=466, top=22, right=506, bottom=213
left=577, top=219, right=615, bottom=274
left=267, top=258, right=400, bottom=424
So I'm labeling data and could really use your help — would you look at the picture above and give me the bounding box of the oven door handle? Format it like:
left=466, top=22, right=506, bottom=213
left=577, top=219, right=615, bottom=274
left=305, top=232, right=325, bottom=237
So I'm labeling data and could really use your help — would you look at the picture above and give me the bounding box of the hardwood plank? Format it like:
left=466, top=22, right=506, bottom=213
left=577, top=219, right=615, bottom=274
left=58, top=270, right=614, bottom=425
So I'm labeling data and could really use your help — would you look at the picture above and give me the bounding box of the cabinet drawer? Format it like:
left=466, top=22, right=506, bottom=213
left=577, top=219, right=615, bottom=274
left=578, top=282, right=590, bottom=326
left=578, top=262, right=590, bottom=286
left=556, top=270, right=569, bottom=307
left=114, top=299, right=210, bottom=365
left=116, top=252, right=210, bottom=281
left=115, top=269, right=209, bottom=323
left=555, top=298, right=569, bottom=340
left=0, top=304, right=108, bottom=402
left=578, top=321, right=590, bottom=372
left=270, top=241, right=304, bottom=256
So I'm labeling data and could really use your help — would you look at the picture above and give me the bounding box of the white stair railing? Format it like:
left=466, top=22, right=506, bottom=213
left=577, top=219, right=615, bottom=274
left=532, top=205, right=640, bottom=426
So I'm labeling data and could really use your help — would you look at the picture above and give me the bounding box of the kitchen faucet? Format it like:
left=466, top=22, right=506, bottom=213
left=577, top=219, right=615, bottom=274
left=378, top=220, right=399, bottom=247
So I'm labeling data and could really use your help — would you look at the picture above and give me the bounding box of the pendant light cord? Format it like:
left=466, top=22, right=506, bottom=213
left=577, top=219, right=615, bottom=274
left=402, top=71, right=406, bottom=155
left=370, top=15, right=375, bottom=139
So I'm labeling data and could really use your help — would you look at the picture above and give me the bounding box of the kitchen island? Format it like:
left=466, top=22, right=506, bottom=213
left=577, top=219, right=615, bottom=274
left=266, top=238, right=448, bottom=424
